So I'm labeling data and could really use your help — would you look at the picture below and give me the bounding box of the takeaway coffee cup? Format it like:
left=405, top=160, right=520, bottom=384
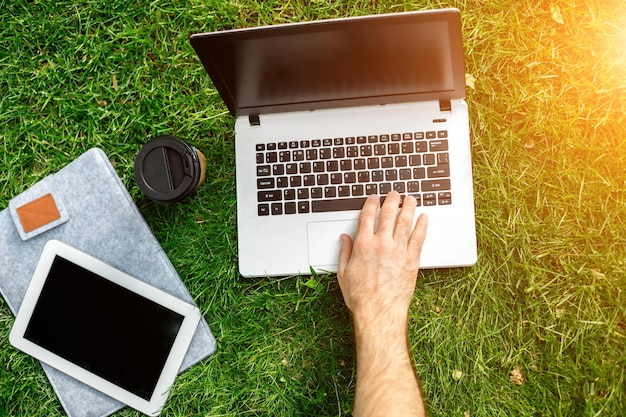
left=134, top=136, right=207, bottom=204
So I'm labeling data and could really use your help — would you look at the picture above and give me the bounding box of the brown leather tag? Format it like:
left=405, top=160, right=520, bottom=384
left=15, top=193, right=62, bottom=233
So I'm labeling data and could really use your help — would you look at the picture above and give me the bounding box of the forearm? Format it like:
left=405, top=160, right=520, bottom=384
left=353, top=316, right=426, bottom=417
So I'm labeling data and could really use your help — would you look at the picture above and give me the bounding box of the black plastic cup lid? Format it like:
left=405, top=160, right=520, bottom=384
left=134, top=136, right=202, bottom=204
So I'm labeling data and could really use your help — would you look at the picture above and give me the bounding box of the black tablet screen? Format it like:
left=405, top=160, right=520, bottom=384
left=24, top=256, right=185, bottom=401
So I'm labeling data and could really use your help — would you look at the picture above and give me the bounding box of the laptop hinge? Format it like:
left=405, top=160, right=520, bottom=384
left=249, top=114, right=261, bottom=126
left=439, top=100, right=452, bottom=112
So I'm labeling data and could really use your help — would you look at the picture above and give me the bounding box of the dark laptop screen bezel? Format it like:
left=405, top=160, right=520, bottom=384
left=190, top=9, right=466, bottom=118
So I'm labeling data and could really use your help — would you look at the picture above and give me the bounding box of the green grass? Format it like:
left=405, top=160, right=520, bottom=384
left=1, top=0, right=625, bottom=416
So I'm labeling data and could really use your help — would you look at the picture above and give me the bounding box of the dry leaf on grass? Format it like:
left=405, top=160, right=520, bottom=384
left=550, top=4, right=564, bottom=24
left=591, top=270, right=607, bottom=280
left=465, top=73, right=476, bottom=90
left=509, top=366, right=525, bottom=385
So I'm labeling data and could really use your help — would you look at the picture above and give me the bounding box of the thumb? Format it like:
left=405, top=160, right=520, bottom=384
left=337, top=234, right=354, bottom=278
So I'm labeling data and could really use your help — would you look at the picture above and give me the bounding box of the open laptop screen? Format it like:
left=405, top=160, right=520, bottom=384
left=190, top=9, right=465, bottom=117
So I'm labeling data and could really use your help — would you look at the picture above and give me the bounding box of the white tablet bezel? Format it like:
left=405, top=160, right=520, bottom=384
left=10, top=240, right=202, bottom=416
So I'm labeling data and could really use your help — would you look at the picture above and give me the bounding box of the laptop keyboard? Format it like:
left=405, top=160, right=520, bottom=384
left=255, top=131, right=451, bottom=216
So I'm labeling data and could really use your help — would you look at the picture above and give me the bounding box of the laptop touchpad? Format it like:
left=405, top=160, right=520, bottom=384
left=307, top=220, right=359, bottom=270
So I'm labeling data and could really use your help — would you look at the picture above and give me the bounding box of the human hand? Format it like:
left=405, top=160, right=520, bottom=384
left=337, top=191, right=428, bottom=325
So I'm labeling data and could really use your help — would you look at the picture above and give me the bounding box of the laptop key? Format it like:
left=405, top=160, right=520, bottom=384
left=381, top=157, right=393, bottom=168
left=326, top=160, right=339, bottom=172
left=286, top=163, right=298, bottom=174
left=271, top=203, right=283, bottom=215
left=413, top=167, right=426, bottom=179
left=395, top=155, right=408, bottom=167
left=427, top=164, right=450, bottom=178
left=257, top=165, right=271, bottom=176
left=266, top=152, right=278, bottom=163
left=317, top=174, right=329, bottom=185
left=360, top=145, right=373, bottom=156
left=400, top=168, right=412, bottom=180
left=313, top=161, right=325, bottom=172
left=258, top=190, right=282, bottom=202
left=312, top=197, right=368, bottom=213
left=422, top=179, right=451, bottom=191
left=284, top=202, right=297, bottom=214
left=279, top=151, right=291, bottom=162
left=258, top=204, right=270, bottom=215
left=293, top=150, right=305, bottom=161
left=385, top=169, right=398, bottom=181
left=354, top=159, right=367, bottom=170
left=257, top=178, right=275, bottom=189
left=438, top=192, right=452, bottom=205
left=298, top=201, right=310, bottom=213
left=330, top=173, right=342, bottom=184
left=429, top=140, right=449, bottom=152
left=277, top=176, right=289, bottom=188
left=351, top=184, right=364, bottom=196
left=393, top=182, right=406, bottom=193
left=311, top=187, right=323, bottom=198
left=437, top=152, right=449, bottom=164
left=299, top=162, right=312, bottom=173
left=415, top=141, right=428, bottom=152
left=284, top=189, right=296, bottom=200
left=273, top=164, right=285, bottom=175
left=298, top=188, right=310, bottom=199
left=290, top=176, right=302, bottom=187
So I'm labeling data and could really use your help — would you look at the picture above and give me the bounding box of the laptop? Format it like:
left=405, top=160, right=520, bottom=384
left=190, top=8, right=477, bottom=277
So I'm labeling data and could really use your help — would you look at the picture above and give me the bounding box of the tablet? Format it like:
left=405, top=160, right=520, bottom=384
left=10, top=240, right=202, bottom=416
